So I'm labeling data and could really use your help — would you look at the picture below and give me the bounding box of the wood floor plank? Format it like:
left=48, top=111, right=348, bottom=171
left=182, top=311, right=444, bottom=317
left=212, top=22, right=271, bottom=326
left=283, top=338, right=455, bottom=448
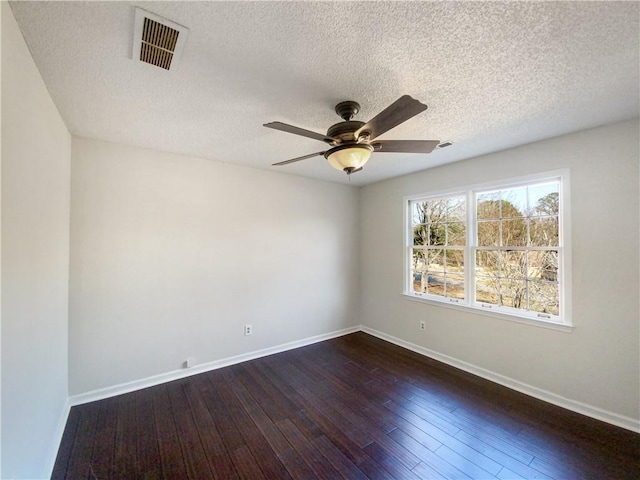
left=279, top=362, right=376, bottom=449
left=229, top=444, right=267, bottom=480
left=152, top=384, right=188, bottom=478
left=289, top=409, right=325, bottom=441
left=206, top=371, right=293, bottom=480
left=112, top=393, right=139, bottom=478
left=223, top=369, right=296, bottom=455
left=64, top=402, right=100, bottom=479
left=135, top=387, right=164, bottom=479
left=182, top=381, right=239, bottom=480
left=354, top=456, right=397, bottom=480
left=412, top=459, right=449, bottom=480
left=285, top=356, right=426, bottom=471
left=387, top=428, right=472, bottom=479
left=434, top=444, right=499, bottom=478
left=452, top=430, right=549, bottom=479
left=363, top=441, right=422, bottom=480
left=166, top=381, right=215, bottom=479
left=222, top=369, right=319, bottom=479
left=417, top=397, right=521, bottom=444
left=237, top=360, right=301, bottom=421
left=386, top=399, right=461, bottom=436
left=52, top=332, right=640, bottom=479
left=295, top=354, right=398, bottom=434
left=311, top=435, right=370, bottom=480
left=297, top=404, right=373, bottom=466
left=89, top=398, right=118, bottom=478
left=276, top=418, right=344, bottom=480
left=51, top=406, right=81, bottom=480
left=496, top=466, right=528, bottom=479
left=193, top=375, right=246, bottom=453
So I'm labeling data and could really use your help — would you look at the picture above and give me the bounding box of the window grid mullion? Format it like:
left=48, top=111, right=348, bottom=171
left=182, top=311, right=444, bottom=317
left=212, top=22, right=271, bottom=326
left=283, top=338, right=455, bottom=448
left=468, top=189, right=476, bottom=306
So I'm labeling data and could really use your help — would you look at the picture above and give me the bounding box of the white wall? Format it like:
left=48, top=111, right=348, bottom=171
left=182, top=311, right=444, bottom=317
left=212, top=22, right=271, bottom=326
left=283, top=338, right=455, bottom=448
left=1, top=3, right=71, bottom=478
left=361, top=119, right=640, bottom=422
left=69, top=138, right=360, bottom=395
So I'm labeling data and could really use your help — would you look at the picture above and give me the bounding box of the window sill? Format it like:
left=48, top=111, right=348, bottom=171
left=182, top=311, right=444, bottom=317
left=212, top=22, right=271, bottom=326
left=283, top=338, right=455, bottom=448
left=402, top=293, right=574, bottom=333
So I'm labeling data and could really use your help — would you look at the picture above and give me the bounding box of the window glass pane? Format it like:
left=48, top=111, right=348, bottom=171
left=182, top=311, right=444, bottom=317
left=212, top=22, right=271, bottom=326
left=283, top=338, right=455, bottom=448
left=412, top=201, right=428, bottom=225
left=447, top=223, right=466, bottom=246
left=477, top=192, right=500, bottom=219
left=499, top=278, right=527, bottom=309
left=447, top=196, right=466, bottom=222
left=500, top=188, right=527, bottom=218
left=411, top=249, right=426, bottom=272
left=501, top=219, right=527, bottom=246
left=476, top=276, right=499, bottom=305
left=529, top=281, right=559, bottom=315
left=428, top=249, right=444, bottom=272
left=529, top=184, right=559, bottom=217
left=411, top=271, right=427, bottom=293
left=429, top=223, right=446, bottom=246
left=445, top=249, right=464, bottom=272
left=530, top=217, right=558, bottom=246
left=476, top=250, right=500, bottom=275
left=501, top=251, right=527, bottom=279
left=477, top=221, right=500, bottom=246
left=528, top=251, right=558, bottom=281
left=446, top=273, right=465, bottom=299
left=427, top=199, right=448, bottom=223
left=427, top=272, right=445, bottom=296
left=413, top=224, right=428, bottom=246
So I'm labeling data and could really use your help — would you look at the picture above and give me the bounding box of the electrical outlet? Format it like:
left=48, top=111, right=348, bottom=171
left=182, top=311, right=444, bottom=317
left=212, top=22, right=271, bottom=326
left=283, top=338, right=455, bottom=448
left=183, top=357, right=195, bottom=368
left=244, top=324, right=253, bottom=336
left=419, top=321, right=426, bottom=331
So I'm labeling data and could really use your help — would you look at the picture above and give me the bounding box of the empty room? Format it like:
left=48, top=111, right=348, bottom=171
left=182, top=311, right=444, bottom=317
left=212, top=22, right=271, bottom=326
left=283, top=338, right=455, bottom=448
left=1, top=1, right=639, bottom=479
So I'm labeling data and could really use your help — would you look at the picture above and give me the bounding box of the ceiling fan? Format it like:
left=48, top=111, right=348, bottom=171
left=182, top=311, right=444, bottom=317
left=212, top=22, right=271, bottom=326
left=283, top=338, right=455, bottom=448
left=264, top=95, right=440, bottom=175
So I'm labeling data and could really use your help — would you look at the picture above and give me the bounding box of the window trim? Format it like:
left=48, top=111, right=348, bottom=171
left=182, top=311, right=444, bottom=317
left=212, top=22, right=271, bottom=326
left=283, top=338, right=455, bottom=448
left=403, top=169, right=572, bottom=329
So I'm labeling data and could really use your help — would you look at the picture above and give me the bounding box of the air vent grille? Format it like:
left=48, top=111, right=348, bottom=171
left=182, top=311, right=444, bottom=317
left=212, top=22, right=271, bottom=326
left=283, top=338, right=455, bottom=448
left=140, top=18, right=179, bottom=70
left=133, top=8, right=188, bottom=71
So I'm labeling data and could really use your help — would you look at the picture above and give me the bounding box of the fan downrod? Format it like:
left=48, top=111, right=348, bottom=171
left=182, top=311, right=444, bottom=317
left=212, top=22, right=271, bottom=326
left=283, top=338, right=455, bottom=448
left=335, top=101, right=360, bottom=121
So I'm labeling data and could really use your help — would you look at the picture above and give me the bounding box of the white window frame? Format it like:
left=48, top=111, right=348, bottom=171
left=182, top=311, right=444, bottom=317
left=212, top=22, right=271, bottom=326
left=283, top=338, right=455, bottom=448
left=403, top=170, right=572, bottom=331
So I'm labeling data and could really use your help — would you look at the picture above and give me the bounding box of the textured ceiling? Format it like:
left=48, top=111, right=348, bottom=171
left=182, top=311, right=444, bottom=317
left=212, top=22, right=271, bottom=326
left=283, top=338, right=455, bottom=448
left=9, top=1, right=640, bottom=186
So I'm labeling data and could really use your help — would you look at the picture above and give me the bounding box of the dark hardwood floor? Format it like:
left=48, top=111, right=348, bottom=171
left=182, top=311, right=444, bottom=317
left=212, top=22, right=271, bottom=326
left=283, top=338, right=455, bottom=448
left=53, top=332, right=640, bottom=479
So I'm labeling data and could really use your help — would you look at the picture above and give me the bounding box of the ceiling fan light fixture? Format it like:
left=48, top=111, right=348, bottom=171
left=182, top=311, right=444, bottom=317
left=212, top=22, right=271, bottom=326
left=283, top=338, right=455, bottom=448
left=266, top=95, right=436, bottom=174
left=325, top=144, right=373, bottom=173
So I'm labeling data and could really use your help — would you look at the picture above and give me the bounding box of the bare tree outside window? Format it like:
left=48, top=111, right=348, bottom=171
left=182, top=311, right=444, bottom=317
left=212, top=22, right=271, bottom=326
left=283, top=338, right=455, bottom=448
left=411, top=196, right=466, bottom=300
left=407, top=176, right=565, bottom=323
left=475, top=185, right=559, bottom=316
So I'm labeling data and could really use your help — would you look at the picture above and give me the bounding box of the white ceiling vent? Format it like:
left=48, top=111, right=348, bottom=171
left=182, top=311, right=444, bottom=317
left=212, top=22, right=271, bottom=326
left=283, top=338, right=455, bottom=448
left=132, top=8, right=188, bottom=71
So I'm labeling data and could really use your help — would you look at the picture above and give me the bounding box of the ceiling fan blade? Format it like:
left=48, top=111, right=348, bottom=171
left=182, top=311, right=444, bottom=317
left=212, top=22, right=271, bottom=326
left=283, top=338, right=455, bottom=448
left=372, top=140, right=440, bottom=154
left=272, top=151, right=326, bottom=166
left=355, top=95, right=428, bottom=141
left=264, top=122, right=333, bottom=143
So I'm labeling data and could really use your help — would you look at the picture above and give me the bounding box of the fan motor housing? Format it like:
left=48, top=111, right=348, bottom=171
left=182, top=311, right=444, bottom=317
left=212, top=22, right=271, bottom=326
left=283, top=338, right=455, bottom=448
left=327, top=121, right=365, bottom=143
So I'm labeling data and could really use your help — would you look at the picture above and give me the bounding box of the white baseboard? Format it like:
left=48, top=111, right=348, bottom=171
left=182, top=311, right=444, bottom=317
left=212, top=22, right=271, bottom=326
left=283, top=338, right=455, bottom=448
left=361, top=326, right=640, bottom=433
left=69, top=326, right=361, bottom=406
left=66, top=324, right=639, bottom=434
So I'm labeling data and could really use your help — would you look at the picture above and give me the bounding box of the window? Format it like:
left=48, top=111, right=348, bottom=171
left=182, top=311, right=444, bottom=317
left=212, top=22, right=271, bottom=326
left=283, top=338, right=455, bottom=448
left=405, top=171, right=570, bottom=327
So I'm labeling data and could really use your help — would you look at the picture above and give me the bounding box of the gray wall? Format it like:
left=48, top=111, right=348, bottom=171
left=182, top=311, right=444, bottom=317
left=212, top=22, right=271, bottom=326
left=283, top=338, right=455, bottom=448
left=1, top=3, right=71, bottom=478
left=68, top=137, right=360, bottom=395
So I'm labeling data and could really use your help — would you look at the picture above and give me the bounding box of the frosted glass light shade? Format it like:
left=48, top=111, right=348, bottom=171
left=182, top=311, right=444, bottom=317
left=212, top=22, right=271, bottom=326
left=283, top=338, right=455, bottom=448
left=326, top=144, right=373, bottom=172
